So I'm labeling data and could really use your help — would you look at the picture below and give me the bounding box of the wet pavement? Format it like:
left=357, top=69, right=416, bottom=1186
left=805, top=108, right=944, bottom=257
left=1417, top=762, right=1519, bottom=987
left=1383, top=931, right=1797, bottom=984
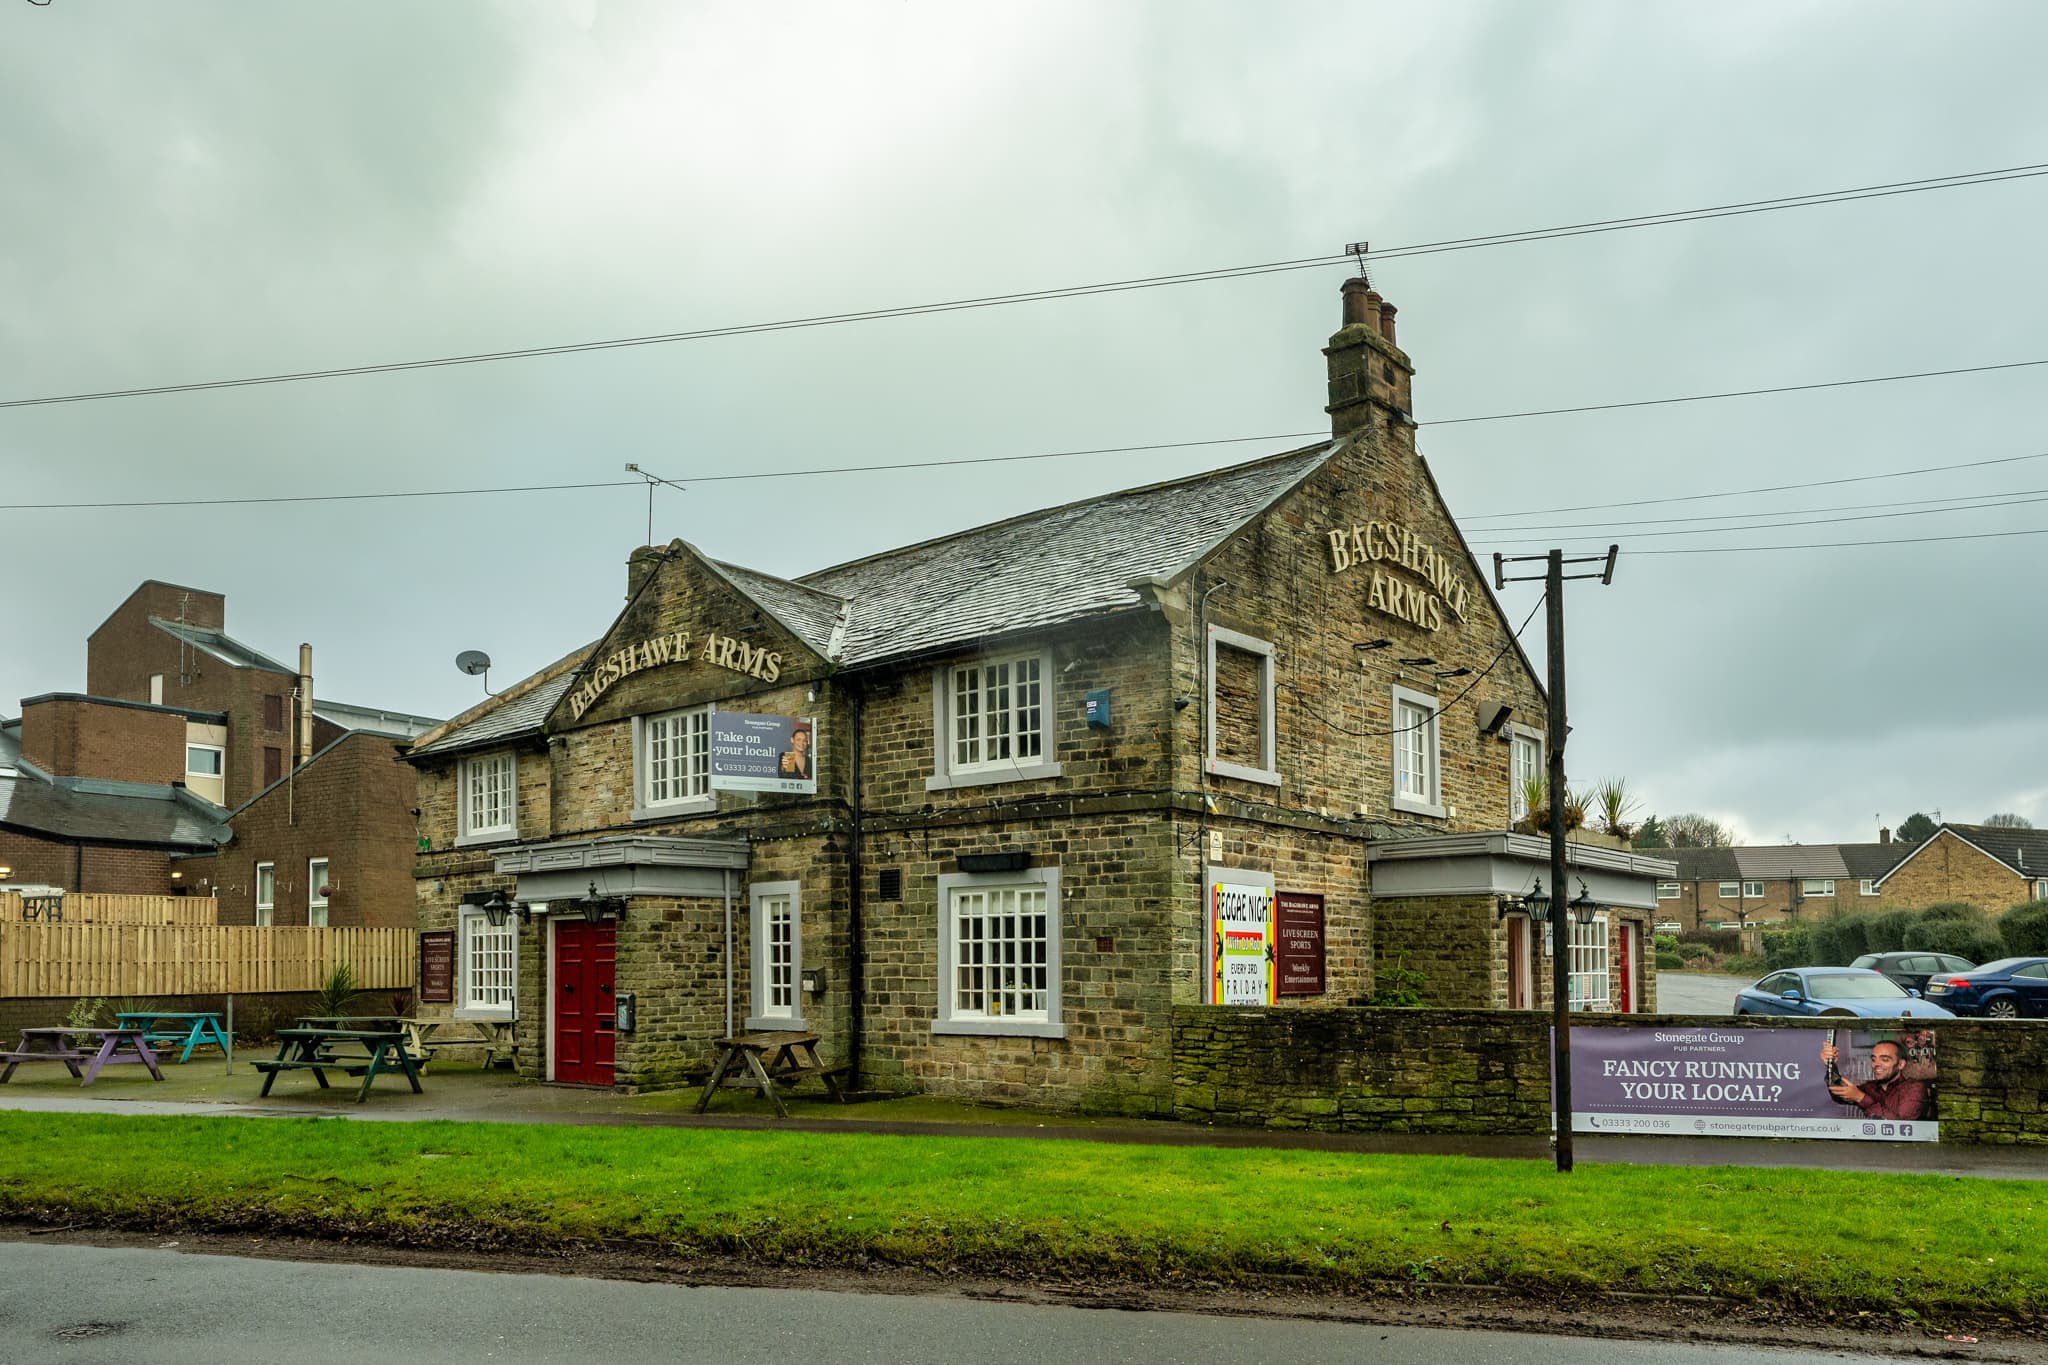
left=0, top=1057, right=2040, bottom=1180
left=1655, top=972, right=1752, bottom=1015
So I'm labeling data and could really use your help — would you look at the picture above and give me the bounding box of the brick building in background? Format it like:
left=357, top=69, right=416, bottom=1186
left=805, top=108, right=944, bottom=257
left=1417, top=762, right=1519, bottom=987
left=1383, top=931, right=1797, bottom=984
left=406, top=281, right=1670, bottom=1106
left=1651, top=825, right=2048, bottom=934
left=0, top=582, right=436, bottom=926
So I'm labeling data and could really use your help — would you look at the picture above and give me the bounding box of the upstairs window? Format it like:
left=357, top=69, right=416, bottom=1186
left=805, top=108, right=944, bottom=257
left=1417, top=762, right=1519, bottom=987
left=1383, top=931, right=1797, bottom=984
left=1206, top=627, right=1278, bottom=786
left=928, top=651, right=1061, bottom=790
left=1655, top=881, right=1681, bottom=900
left=1742, top=881, right=1764, bottom=899
left=1801, top=878, right=1835, bottom=897
left=1717, top=881, right=1740, bottom=900
left=1509, top=728, right=1544, bottom=822
left=633, top=706, right=712, bottom=819
left=458, top=752, right=517, bottom=845
left=264, top=694, right=285, bottom=730
left=1861, top=879, right=1879, bottom=896
left=1390, top=685, right=1443, bottom=818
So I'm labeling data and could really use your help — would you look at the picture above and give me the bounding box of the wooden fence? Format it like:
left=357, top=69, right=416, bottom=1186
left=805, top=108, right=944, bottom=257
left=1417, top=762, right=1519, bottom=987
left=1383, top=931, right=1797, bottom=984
left=0, top=925, right=416, bottom=998
left=0, top=892, right=218, bottom=926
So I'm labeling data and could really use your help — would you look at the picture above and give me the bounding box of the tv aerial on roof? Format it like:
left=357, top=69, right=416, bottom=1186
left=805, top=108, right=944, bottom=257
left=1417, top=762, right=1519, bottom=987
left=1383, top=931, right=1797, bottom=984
left=456, top=650, right=493, bottom=695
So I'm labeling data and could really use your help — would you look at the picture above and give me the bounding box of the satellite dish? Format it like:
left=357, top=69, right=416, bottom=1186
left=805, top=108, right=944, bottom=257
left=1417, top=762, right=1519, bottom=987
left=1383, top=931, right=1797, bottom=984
left=456, top=650, right=492, bottom=677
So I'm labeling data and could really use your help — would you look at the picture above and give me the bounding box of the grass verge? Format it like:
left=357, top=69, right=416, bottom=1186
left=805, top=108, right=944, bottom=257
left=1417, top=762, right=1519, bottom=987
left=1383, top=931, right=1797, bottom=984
left=0, top=1111, right=2039, bottom=1322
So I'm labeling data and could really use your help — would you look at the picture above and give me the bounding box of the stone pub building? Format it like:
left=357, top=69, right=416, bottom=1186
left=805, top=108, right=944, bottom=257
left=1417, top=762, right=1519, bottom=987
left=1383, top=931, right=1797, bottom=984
left=406, top=283, right=1669, bottom=1110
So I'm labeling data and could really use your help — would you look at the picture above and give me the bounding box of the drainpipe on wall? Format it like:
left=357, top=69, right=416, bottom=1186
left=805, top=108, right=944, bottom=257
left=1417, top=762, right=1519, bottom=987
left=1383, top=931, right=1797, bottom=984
left=723, top=869, right=734, bottom=1040
left=846, top=681, right=865, bottom=1088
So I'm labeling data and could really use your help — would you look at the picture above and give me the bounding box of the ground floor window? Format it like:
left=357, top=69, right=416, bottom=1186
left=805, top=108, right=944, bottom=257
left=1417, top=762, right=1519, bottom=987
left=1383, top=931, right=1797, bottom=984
left=934, top=866, right=1063, bottom=1038
left=458, top=908, right=517, bottom=1019
left=1568, top=916, right=1611, bottom=1012
left=748, top=880, right=803, bottom=1029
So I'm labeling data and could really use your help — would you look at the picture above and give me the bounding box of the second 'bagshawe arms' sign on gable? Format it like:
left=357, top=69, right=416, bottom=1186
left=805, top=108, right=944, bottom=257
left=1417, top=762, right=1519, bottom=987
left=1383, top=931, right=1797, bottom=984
left=1325, top=518, right=1469, bottom=631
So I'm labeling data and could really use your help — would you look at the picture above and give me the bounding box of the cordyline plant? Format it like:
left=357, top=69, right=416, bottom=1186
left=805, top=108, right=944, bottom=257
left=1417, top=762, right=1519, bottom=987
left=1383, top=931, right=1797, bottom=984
left=1515, top=775, right=1587, bottom=836
left=1593, top=777, right=1640, bottom=841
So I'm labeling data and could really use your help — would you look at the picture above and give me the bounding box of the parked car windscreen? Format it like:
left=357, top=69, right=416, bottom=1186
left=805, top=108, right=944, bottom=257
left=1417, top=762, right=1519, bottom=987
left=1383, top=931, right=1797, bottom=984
left=1806, top=973, right=1909, bottom=999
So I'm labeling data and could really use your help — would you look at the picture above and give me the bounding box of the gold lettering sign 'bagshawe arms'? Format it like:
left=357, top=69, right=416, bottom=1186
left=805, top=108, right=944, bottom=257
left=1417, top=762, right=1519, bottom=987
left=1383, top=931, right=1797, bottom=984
left=1325, top=519, right=1469, bottom=631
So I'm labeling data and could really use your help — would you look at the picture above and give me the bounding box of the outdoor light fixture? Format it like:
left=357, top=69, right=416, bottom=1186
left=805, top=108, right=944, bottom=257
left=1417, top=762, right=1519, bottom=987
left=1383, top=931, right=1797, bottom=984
left=1433, top=666, right=1474, bottom=679
left=1571, top=879, right=1598, bottom=925
left=1353, top=638, right=1393, bottom=652
left=479, top=890, right=515, bottom=930
left=1395, top=656, right=1437, bottom=667
left=578, top=881, right=628, bottom=924
left=1524, top=877, right=1550, bottom=916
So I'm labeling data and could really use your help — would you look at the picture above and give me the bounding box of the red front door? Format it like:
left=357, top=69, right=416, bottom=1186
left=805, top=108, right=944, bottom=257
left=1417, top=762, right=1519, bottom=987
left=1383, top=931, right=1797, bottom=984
left=553, top=920, right=617, bottom=1085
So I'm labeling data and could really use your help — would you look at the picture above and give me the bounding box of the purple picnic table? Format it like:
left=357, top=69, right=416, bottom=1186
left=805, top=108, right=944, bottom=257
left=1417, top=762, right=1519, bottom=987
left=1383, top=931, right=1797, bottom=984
left=0, top=1026, right=165, bottom=1086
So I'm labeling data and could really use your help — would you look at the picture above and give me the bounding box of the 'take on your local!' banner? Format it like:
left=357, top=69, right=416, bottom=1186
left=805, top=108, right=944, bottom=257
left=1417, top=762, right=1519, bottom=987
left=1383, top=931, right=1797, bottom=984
left=1568, top=1024, right=1939, bottom=1142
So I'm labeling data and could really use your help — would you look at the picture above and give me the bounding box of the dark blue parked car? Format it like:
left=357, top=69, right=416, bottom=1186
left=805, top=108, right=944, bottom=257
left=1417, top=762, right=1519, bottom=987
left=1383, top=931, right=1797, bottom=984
left=1923, top=957, right=2048, bottom=1019
left=1734, top=967, right=1956, bottom=1019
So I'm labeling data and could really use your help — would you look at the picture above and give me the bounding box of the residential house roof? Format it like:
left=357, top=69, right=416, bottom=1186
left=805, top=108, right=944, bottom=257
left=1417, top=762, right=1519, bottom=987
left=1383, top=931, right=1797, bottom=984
left=151, top=619, right=296, bottom=674
left=1646, top=846, right=1741, bottom=882
left=408, top=645, right=593, bottom=760
left=312, top=699, right=442, bottom=742
left=1732, top=846, right=1851, bottom=880
left=1924, top=823, right=2048, bottom=881
left=1838, top=842, right=1910, bottom=881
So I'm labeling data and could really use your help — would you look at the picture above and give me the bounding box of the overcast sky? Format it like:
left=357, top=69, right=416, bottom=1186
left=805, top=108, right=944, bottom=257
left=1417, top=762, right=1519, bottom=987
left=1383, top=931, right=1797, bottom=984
left=4, top=2, right=2044, bottom=843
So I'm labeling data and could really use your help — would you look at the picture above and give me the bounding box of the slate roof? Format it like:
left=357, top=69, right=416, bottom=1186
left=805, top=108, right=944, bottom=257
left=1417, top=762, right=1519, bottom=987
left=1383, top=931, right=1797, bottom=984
left=1733, top=846, right=1851, bottom=880
left=1942, top=823, right=2048, bottom=879
left=408, top=648, right=591, bottom=759
left=709, top=561, right=847, bottom=660
left=0, top=772, right=230, bottom=848
left=1649, top=846, right=1741, bottom=881
left=414, top=444, right=1341, bottom=759
left=800, top=441, right=1338, bottom=665
left=1838, top=842, right=1910, bottom=880
left=151, top=619, right=295, bottom=674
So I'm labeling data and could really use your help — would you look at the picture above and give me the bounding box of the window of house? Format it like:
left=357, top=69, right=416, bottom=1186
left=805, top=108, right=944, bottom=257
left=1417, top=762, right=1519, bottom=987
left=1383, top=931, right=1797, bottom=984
left=927, top=650, right=1061, bottom=790
left=747, top=881, right=803, bottom=1030
left=1206, top=627, right=1278, bottom=786
left=1861, top=879, right=1879, bottom=896
left=149, top=674, right=164, bottom=705
left=1567, top=916, right=1610, bottom=1011
left=456, top=907, right=516, bottom=1020
left=254, top=862, right=275, bottom=927
left=632, top=706, right=712, bottom=819
left=185, top=744, right=224, bottom=779
left=1717, top=881, right=1740, bottom=900
left=1390, top=685, right=1443, bottom=818
left=2034, top=879, right=2048, bottom=901
left=1742, top=881, right=1764, bottom=899
left=1801, top=878, right=1835, bottom=897
left=457, top=752, right=517, bottom=845
left=264, top=746, right=283, bottom=786
left=1655, top=881, right=1680, bottom=900
left=934, top=866, right=1063, bottom=1038
left=1509, top=728, right=1544, bottom=822
left=307, top=857, right=329, bottom=928
left=264, top=694, right=285, bottom=730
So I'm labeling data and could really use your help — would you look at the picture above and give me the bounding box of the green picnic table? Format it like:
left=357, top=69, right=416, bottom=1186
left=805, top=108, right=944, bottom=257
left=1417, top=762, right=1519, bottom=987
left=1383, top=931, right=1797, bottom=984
left=114, top=1011, right=232, bottom=1064
left=252, top=1026, right=424, bottom=1104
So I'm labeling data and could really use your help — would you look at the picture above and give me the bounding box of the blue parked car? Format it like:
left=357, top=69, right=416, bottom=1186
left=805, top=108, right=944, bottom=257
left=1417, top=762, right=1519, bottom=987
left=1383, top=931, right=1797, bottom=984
left=1734, top=967, right=1956, bottom=1019
left=1923, top=957, right=2048, bottom=1019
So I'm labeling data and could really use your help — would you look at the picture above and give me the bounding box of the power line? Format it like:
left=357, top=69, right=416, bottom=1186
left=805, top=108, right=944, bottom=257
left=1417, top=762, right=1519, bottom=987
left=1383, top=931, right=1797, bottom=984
left=1462, top=450, right=2048, bottom=522
left=1469, top=483, right=2048, bottom=544
left=1472, top=480, right=2048, bottom=535
left=1425, top=358, right=2048, bottom=428
left=1617, top=524, right=2048, bottom=557
left=8, top=353, right=2046, bottom=513
left=4, top=161, right=2043, bottom=413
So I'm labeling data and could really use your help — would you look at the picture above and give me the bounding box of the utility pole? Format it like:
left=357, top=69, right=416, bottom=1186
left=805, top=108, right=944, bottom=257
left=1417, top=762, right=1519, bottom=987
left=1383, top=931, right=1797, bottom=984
left=1495, top=543, right=1617, bottom=1173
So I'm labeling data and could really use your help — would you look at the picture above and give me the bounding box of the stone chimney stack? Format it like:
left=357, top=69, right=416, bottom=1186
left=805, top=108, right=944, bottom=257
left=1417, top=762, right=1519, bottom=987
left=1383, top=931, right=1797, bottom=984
left=627, top=545, right=667, bottom=601
left=1325, top=278, right=1416, bottom=439
left=1879, top=826, right=1891, bottom=845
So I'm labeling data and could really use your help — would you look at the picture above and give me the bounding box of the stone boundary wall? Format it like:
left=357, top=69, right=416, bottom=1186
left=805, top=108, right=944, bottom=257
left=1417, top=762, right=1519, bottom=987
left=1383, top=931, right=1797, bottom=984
left=1172, top=1006, right=2048, bottom=1145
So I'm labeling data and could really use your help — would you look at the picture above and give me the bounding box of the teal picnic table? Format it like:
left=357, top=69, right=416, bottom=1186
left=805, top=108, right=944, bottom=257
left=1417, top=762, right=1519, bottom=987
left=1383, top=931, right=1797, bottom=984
left=252, top=1025, right=424, bottom=1104
left=114, top=1011, right=232, bottom=1064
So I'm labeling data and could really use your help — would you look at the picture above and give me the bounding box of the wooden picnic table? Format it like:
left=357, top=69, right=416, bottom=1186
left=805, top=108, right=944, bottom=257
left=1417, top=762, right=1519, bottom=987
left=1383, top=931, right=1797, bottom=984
left=694, top=1033, right=848, bottom=1118
left=114, top=1010, right=231, bottom=1064
left=292, top=1015, right=437, bottom=1063
left=418, top=1018, right=521, bottom=1070
left=253, top=1026, right=424, bottom=1104
left=0, top=1026, right=164, bottom=1087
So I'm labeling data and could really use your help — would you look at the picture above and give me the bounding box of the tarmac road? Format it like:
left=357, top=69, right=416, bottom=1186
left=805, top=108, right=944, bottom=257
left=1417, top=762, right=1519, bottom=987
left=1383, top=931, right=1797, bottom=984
left=0, top=1242, right=1945, bottom=1365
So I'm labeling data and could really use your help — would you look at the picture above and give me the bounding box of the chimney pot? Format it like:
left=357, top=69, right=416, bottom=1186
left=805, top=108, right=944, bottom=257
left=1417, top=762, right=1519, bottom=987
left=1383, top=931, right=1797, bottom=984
left=1378, top=301, right=1397, bottom=346
left=1340, top=278, right=1380, bottom=333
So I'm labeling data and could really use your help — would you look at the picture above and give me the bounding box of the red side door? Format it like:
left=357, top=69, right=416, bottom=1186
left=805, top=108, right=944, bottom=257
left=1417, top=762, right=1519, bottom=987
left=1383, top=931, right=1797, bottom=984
left=1617, top=924, right=1635, bottom=1013
left=553, top=920, right=617, bottom=1086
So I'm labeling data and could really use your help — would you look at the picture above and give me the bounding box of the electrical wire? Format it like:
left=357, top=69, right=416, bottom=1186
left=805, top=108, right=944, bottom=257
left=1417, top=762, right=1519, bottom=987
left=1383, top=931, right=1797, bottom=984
left=1469, top=479, right=2048, bottom=535
left=8, top=356, right=2046, bottom=513
left=1530, top=524, right=2048, bottom=557
left=3, top=162, right=2043, bottom=412
left=1469, top=488, right=2048, bottom=546
left=1285, top=592, right=1547, bottom=740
